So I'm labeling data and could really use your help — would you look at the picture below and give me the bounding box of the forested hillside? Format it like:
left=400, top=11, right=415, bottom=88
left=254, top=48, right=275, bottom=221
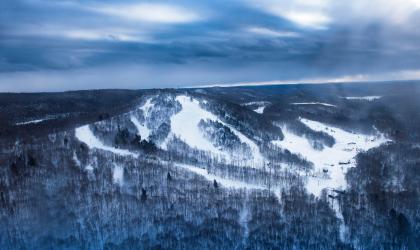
left=0, top=82, right=419, bottom=249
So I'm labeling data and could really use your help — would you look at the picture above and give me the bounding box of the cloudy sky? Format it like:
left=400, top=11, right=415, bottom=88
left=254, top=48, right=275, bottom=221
left=1, top=0, right=420, bottom=92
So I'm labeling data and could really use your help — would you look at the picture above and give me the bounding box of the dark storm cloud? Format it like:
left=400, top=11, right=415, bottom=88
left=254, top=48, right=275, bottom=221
left=1, top=0, right=420, bottom=91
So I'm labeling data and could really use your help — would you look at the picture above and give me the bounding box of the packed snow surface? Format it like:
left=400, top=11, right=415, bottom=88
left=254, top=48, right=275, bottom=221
left=85, top=164, right=94, bottom=172
left=242, top=101, right=270, bottom=114
left=15, top=118, right=49, bottom=125
left=176, top=163, right=266, bottom=191
left=344, top=96, right=382, bottom=101
left=254, top=106, right=266, bottom=114
left=131, top=98, right=153, bottom=140
left=167, top=95, right=264, bottom=166
left=291, top=102, right=336, bottom=107
left=169, top=95, right=226, bottom=156
left=15, top=113, right=71, bottom=125
left=130, top=115, right=150, bottom=141
left=75, top=125, right=138, bottom=157
left=272, top=118, right=388, bottom=197
left=72, top=152, right=81, bottom=167
left=112, top=164, right=124, bottom=186
left=139, top=98, right=154, bottom=114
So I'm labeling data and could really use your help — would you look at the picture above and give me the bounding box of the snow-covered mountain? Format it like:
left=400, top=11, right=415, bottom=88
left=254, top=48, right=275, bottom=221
left=75, top=92, right=388, bottom=196
left=1, top=82, right=419, bottom=249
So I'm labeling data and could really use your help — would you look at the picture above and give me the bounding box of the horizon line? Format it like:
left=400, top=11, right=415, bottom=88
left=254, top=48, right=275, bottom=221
left=1, top=79, right=419, bottom=94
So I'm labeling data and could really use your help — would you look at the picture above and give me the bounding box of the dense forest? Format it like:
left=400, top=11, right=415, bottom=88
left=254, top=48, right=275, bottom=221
left=0, top=82, right=419, bottom=249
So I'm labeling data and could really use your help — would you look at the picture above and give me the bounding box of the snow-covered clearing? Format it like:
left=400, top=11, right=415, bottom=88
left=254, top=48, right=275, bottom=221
left=242, top=101, right=270, bottom=106
left=242, top=101, right=270, bottom=114
left=75, top=125, right=138, bottom=157
left=139, top=98, right=154, bottom=114
left=168, top=95, right=227, bottom=156
left=254, top=106, right=266, bottom=114
left=343, top=96, right=382, bottom=101
left=166, top=95, right=264, bottom=166
left=130, top=97, right=154, bottom=140
left=239, top=196, right=250, bottom=240
left=85, top=164, right=94, bottom=172
left=273, top=118, right=389, bottom=240
left=291, top=102, right=336, bottom=107
left=326, top=188, right=348, bottom=241
left=175, top=163, right=267, bottom=191
left=72, top=152, right=81, bottom=167
left=15, top=118, right=50, bottom=125
left=272, top=118, right=389, bottom=197
left=130, top=115, right=150, bottom=141
left=112, top=164, right=124, bottom=186
left=15, top=113, right=72, bottom=126
left=73, top=151, right=94, bottom=171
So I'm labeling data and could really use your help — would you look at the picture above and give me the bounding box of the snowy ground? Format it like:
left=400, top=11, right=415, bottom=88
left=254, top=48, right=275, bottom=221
left=242, top=101, right=270, bottom=106
left=242, top=101, right=270, bottom=114
left=164, top=95, right=265, bottom=166
left=112, top=164, right=124, bottom=186
left=15, top=113, right=71, bottom=126
left=15, top=118, right=50, bottom=125
left=140, top=97, right=154, bottom=113
left=130, top=98, right=154, bottom=141
left=74, top=95, right=388, bottom=197
left=254, top=106, right=266, bottom=114
left=74, top=95, right=389, bottom=198
left=343, top=96, right=382, bottom=101
left=75, top=125, right=138, bottom=157
left=73, top=102, right=390, bottom=242
left=272, top=118, right=389, bottom=197
left=130, top=115, right=150, bottom=141
left=272, top=117, right=389, bottom=241
left=75, top=94, right=264, bottom=169
left=290, top=102, right=336, bottom=107
left=166, top=95, right=228, bottom=156
left=175, top=163, right=267, bottom=191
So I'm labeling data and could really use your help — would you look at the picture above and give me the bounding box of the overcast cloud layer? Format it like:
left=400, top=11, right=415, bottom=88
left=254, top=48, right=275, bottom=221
left=1, top=0, right=420, bottom=92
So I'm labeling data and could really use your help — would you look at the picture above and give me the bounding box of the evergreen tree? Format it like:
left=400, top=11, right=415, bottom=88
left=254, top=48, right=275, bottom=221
left=141, top=188, right=147, bottom=202
left=213, top=180, right=218, bottom=189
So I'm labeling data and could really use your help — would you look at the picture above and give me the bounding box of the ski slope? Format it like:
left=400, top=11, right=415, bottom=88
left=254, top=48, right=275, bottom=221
left=166, top=95, right=264, bottom=166
left=176, top=163, right=266, bottom=191
left=130, top=115, right=150, bottom=141
left=272, top=118, right=389, bottom=196
left=75, top=125, right=138, bottom=157
left=291, top=102, right=336, bottom=107
left=169, top=95, right=227, bottom=156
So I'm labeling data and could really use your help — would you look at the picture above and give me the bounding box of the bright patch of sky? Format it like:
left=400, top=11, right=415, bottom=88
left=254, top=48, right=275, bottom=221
left=91, top=3, right=201, bottom=24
